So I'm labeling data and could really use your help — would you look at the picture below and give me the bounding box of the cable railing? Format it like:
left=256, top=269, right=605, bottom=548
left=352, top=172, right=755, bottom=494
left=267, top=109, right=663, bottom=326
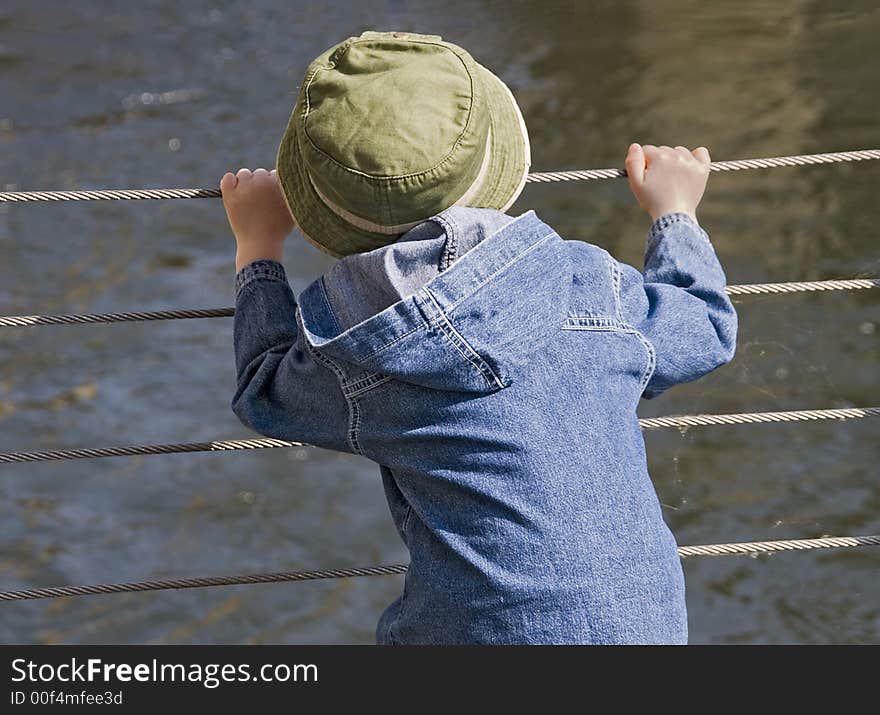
left=1, top=149, right=878, bottom=202
left=4, top=534, right=880, bottom=603
left=0, top=278, right=876, bottom=329
left=1, top=406, right=877, bottom=465
left=2, top=147, right=878, bottom=610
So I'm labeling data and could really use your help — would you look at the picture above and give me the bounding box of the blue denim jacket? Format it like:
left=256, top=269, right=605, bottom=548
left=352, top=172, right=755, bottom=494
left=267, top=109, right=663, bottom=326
left=231, top=207, right=738, bottom=644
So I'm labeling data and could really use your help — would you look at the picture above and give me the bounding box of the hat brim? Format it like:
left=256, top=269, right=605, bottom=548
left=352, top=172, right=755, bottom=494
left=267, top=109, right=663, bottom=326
left=276, top=63, right=531, bottom=258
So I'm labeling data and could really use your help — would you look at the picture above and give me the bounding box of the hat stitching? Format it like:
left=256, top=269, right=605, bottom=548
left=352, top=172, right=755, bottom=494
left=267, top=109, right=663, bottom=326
left=308, top=125, right=493, bottom=232
left=301, top=41, right=480, bottom=182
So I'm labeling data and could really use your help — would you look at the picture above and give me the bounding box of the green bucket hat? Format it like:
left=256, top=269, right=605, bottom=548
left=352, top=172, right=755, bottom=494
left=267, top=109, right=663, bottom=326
left=276, top=30, right=531, bottom=257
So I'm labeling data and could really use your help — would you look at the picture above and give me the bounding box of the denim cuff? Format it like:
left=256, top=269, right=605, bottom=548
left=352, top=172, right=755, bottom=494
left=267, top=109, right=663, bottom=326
left=647, top=212, right=711, bottom=251
left=234, top=259, right=288, bottom=300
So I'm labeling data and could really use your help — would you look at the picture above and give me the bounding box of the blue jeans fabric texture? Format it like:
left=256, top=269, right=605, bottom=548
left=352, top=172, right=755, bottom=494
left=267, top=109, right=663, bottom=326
left=231, top=207, right=738, bottom=644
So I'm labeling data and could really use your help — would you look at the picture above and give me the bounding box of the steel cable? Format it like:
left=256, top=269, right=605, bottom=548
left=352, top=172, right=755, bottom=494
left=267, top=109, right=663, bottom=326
left=2, top=535, right=879, bottom=602
left=1, top=148, right=879, bottom=603
left=1, top=149, right=878, bottom=203
left=0, top=407, right=877, bottom=465
left=0, top=278, right=876, bottom=329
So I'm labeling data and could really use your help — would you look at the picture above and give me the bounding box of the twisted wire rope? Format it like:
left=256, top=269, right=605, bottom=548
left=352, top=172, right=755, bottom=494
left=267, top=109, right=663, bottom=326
left=0, top=307, right=235, bottom=328
left=0, top=147, right=874, bottom=329
left=0, top=407, right=877, bottom=465
left=1, top=150, right=878, bottom=203
left=0, top=280, right=876, bottom=330
left=676, top=535, right=880, bottom=557
left=636, top=406, right=880, bottom=429
left=526, top=149, right=880, bottom=182
left=2, top=535, right=879, bottom=602
left=2, top=147, right=879, bottom=602
left=723, top=277, right=880, bottom=296
left=0, top=437, right=305, bottom=464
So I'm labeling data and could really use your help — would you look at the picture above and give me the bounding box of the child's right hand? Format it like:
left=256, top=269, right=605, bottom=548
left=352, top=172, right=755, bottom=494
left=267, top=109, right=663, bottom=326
left=625, top=143, right=711, bottom=224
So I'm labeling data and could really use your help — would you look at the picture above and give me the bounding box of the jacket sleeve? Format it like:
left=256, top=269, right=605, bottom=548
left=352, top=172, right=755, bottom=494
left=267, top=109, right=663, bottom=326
left=231, top=259, right=351, bottom=452
left=617, top=213, right=738, bottom=400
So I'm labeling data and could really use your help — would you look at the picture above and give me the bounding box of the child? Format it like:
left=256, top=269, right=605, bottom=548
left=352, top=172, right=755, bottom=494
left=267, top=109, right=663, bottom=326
left=220, top=31, right=737, bottom=645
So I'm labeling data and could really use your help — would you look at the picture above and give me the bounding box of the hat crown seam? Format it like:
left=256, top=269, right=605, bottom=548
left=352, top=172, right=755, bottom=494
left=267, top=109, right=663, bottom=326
left=301, top=38, right=481, bottom=182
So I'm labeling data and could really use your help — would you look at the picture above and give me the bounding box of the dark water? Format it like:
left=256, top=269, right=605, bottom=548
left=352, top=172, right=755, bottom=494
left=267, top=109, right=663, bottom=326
left=0, top=0, right=878, bottom=644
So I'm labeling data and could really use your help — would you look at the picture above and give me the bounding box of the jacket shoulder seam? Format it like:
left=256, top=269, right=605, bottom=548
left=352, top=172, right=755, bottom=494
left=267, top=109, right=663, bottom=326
left=622, top=325, right=657, bottom=392
left=605, top=253, right=623, bottom=322
left=607, top=254, right=656, bottom=390
left=318, top=276, right=343, bottom=335
left=296, top=308, right=364, bottom=455
left=562, top=314, right=656, bottom=391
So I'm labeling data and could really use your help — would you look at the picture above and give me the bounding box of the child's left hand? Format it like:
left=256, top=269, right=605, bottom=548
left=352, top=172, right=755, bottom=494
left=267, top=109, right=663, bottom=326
left=220, top=168, right=296, bottom=272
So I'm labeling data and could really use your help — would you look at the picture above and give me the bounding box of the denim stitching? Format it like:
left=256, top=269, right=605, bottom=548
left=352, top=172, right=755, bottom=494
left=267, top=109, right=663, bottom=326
left=605, top=252, right=656, bottom=390
left=606, top=254, right=623, bottom=322
left=318, top=277, right=343, bottom=335
left=236, top=275, right=285, bottom=302
left=236, top=259, right=286, bottom=279
left=443, top=216, right=458, bottom=271
left=562, top=315, right=625, bottom=330
left=345, top=374, right=394, bottom=398
left=562, top=315, right=656, bottom=390
left=358, top=322, right=425, bottom=360
left=425, top=290, right=505, bottom=390
left=646, top=213, right=712, bottom=264
left=348, top=395, right=363, bottom=454
left=624, top=327, right=657, bottom=390
left=352, top=298, right=457, bottom=360
left=400, top=502, right=413, bottom=536
left=296, top=309, right=364, bottom=455
left=434, top=213, right=458, bottom=272
left=647, top=212, right=699, bottom=241
left=236, top=264, right=286, bottom=285
left=311, top=348, right=364, bottom=454
left=343, top=372, right=385, bottom=394
left=235, top=261, right=288, bottom=299
left=446, top=233, right=554, bottom=311
left=339, top=221, right=551, bottom=359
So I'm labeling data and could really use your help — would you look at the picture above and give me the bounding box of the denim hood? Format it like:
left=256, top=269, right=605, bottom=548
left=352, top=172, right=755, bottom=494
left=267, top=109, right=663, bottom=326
left=296, top=208, right=570, bottom=393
